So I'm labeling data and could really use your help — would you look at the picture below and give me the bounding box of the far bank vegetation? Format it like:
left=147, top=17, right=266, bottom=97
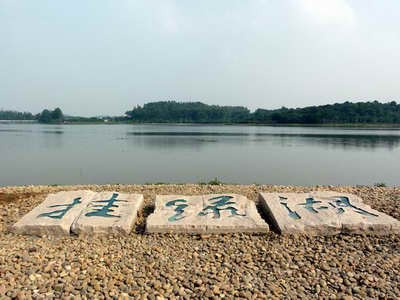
left=2, top=100, right=400, bottom=125
left=126, top=100, right=400, bottom=124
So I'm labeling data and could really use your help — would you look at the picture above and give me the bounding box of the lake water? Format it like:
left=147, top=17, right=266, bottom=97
left=1, top=123, right=399, bottom=186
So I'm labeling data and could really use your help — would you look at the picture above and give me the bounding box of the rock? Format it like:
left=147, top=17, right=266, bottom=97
left=146, top=194, right=269, bottom=233
left=259, top=192, right=400, bottom=235
left=71, top=192, right=144, bottom=235
left=16, top=291, right=25, bottom=300
left=321, top=263, right=330, bottom=271
left=11, top=191, right=96, bottom=236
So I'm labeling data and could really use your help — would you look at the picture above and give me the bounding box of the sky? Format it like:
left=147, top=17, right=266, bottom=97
left=1, top=1, right=400, bottom=116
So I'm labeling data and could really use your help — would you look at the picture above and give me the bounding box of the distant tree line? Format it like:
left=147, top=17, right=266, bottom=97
left=126, top=100, right=400, bottom=124
left=0, top=108, right=65, bottom=123
left=0, top=110, right=35, bottom=120
left=3, top=100, right=400, bottom=124
left=253, top=101, right=400, bottom=124
left=126, top=101, right=251, bottom=123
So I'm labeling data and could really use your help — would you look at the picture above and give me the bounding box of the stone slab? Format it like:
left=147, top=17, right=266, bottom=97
left=259, top=191, right=400, bottom=235
left=11, top=190, right=96, bottom=236
left=146, top=194, right=269, bottom=233
left=71, top=192, right=144, bottom=235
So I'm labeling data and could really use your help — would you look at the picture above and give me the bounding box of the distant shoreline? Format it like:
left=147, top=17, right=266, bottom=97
left=2, top=120, right=400, bottom=129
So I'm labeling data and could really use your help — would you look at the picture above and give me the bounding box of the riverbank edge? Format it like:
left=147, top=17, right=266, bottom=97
left=5, top=120, right=400, bottom=128
left=2, top=183, right=397, bottom=194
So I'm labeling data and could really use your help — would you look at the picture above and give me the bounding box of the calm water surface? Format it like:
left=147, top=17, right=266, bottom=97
left=1, top=124, right=399, bottom=186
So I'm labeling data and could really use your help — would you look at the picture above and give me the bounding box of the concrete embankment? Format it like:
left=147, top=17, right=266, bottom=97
left=1, top=184, right=399, bottom=299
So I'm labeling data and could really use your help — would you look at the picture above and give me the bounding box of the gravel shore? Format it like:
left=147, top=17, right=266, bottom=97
left=1, top=184, right=399, bottom=299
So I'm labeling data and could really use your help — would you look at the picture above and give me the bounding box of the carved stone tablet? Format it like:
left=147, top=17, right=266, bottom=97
left=71, top=192, right=144, bottom=235
left=259, top=192, right=400, bottom=235
left=146, top=194, right=269, bottom=233
left=11, top=190, right=96, bottom=236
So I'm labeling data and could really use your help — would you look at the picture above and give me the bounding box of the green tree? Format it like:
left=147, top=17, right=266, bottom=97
left=38, top=109, right=52, bottom=123
left=51, top=107, right=64, bottom=122
left=38, top=108, right=64, bottom=123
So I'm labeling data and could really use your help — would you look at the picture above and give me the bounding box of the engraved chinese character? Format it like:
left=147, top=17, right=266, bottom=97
left=37, top=197, right=82, bottom=219
left=298, top=197, right=328, bottom=214
left=85, top=193, right=127, bottom=218
left=198, top=196, right=246, bottom=219
left=279, top=196, right=301, bottom=220
left=329, top=196, right=378, bottom=217
left=166, top=199, right=188, bottom=222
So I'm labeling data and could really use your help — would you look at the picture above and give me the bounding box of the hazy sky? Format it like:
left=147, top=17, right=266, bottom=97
left=1, top=1, right=400, bottom=116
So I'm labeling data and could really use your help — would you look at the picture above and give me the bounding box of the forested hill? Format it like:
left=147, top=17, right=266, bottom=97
left=126, top=101, right=251, bottom=123
left=2, top=101, right=400, bottom=124
left=253, top=101, right=400, bottom=124
left=126, top=101, right=400, bottom=124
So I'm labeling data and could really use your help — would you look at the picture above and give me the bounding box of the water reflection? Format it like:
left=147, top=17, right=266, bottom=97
left=128, top=131, right=250, bottom=136
left=41, top=130, right=64, bottom=134
left=41, top=128, right=64, bottom=148
left=1, top=124, right=400, bottom=186
left=131, top=136, right=219, bottom=150
left=271, top=134, right=400, bottom=150
left=0, top=129, right=32, bottom=133
left=127, top=132, right=400, bottom=150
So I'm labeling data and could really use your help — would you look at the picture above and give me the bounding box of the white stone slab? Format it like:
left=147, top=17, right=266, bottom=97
left=11, top=190, right=96, bottom=236
left=71, top=192, right=144, bottom=235
left=146, top=194, right=269, bottom=233
left=259, top=192, right=400, bottom=235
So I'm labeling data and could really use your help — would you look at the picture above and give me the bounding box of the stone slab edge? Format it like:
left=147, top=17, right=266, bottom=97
left=259, top=191, right=400, bottom=236
left=146, top=194, right=269, bottom=234
left=71, top=192, right=144, bottom=235
left=11, top=190, right=96, bottom=236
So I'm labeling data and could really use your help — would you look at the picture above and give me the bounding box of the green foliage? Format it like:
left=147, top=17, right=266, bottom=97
left=253, top=101, right=400, bottom=124
left=38, top=108, right=64, bottom=123
left=208, top=177, right=224, bottom=185
left=38, top=109, right=52, bottom=123
left=0, top=110, right=35, bottom=120
left=3, top=100, right=400, bottom=125
left=374, top=182, right=387, bottom=187
left=126, top=101, right=251, bottom=123
left=126, top=100, right=400, bottom=124
left=51, top=108, right=63, bottom=120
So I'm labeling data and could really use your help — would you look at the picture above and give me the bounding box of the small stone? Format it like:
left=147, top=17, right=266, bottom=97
left=29, top=274, right=36, bottom=281
left=16, top=291, right=25, bottom=300
left=321, top=263, right=330, bottom=271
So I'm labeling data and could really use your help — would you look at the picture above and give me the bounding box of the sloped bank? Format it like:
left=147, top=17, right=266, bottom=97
left=1, top=184, right=399, bottom=299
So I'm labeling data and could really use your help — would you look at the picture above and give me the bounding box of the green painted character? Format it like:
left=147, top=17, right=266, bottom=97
left=198, top=195, right=246, bottom=219
left=37, top=197, right=82, bottom=219
left=279, top=196, right=301, bottom=220
left=298, top=197, right=328, bottom=214
left=85, top=193, right=127, bottom=218
left=330, top=196, right=378, bottom=217
left=166, top=199, right=188, bottom=222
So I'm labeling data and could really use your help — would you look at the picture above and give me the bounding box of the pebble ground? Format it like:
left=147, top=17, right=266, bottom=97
left=0, top=184, right=399, bottom=300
